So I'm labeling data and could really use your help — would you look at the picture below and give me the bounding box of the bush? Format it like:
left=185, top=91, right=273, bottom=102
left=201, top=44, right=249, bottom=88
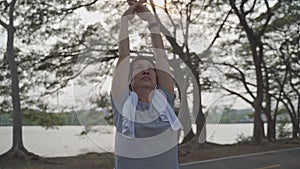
left=276, top=121, right=292, bottom=139
left=235, top=133, right=252, bottom=144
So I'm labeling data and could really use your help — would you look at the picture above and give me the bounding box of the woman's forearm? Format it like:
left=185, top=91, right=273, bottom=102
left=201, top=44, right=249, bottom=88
left=148, top=21, right=174, bottom=93
left=112, top=19, right=131, bottom=97
left=118, top=19, right=130, bottom=64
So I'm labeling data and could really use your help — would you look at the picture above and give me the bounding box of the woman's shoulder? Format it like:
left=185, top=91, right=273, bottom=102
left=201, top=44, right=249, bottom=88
left=157, top=85, right=175, bottom=101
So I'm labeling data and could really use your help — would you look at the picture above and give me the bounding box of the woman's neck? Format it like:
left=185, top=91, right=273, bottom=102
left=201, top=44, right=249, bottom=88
left=134, top=88, right=154, bottom=103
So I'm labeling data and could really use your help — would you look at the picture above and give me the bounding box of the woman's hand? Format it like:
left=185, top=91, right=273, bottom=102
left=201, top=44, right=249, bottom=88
left=126, top=0, right=154, bottom=23
left=127, top=0, right=147, bottom=6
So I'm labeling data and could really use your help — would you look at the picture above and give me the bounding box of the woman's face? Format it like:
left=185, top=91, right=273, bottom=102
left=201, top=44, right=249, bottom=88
left=131, top=59, right=157, bottom=90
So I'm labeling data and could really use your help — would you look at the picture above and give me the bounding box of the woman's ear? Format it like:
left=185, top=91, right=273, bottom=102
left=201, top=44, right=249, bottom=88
left=130, top=79, right=134, bottom=91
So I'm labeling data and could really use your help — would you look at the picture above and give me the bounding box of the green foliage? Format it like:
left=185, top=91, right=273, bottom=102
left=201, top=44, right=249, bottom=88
left=0, top=113, right=12, bottom=125
left=23, top=111, right=60, bottom=129
left=276, top=121, right=292, bottom=139
left=0, top=109, right=82, bottom=127
left=205, top=107, right=253, bottom=124
left=235, top=133, right=252, bottom=144
left=89, top=92, right=113, bottom=125
left=95, top=92, right=110, bottom=108
left=262, top=1, right=300, bottom=33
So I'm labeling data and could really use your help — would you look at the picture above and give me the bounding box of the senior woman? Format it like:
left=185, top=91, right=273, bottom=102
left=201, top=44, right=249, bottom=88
left=110, top=1, right=181, bottom=169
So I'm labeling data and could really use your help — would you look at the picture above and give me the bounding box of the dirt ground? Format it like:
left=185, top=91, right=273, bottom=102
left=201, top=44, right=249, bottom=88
left=1, top=138, right=300, bottom=169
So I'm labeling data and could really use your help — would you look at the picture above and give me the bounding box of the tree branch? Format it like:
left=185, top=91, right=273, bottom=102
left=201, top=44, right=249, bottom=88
left=221, top=85, right=253, bottom=107
left=206, top=8, right=232, bottom=51
left=0, top=0, right=9, bottom=11
left=163, top=0, right=176, bottom=30
left=245, top=0, right=257, bottom=16
left=61, top=0, right=99, bottom=13
left=0, top=18, right=7, bottom=29
left=258, top=0, right=273, bottom=38
left=40, top=55, right=117, bottom=96
left=220, top=62, right=256, bottom=100
left=240, top=0, right=247, bottom=13
left=8, top=0, right=16, bottom=26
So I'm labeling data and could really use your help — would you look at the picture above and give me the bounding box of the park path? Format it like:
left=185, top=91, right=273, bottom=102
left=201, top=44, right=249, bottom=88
left=180, top=147, right=300, bottom=169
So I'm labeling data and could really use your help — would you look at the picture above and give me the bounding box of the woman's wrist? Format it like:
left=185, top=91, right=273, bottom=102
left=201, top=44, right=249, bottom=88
left=148, top=22, right=159, bottom=30
left=148, top=22, right=160, bottom=34
left=147, top=17, right=156, bottom=24
left=119, top=18, right=129, bottom=41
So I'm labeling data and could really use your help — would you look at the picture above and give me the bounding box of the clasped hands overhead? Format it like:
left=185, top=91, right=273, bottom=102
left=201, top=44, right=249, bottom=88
left=123, top=0, right=155, bottom=23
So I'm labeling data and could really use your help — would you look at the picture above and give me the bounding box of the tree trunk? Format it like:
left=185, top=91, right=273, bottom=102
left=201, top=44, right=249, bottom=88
left=291, top=118, right=299, bottom=138
left=280, top=97, right=298, bottom=139
left=179, top=80, right=194, bottom=143
left=194, top=70, right=206, bottom=144
left=262, top=60, right=275, bottom=140
left=195, top=109, right=206, bottom=144
left=252, top=46, right=265, bottom=144
left=283, top=93, right=298, bottom=138
left=297, top=95, right=300, bottom=137
left=265, top=93, right=275, bottom=140
left=181, top=129, right=195, bottom=144
left=7, top=24, right=28, bottom=158
left=170, top=58, right=196, bottom=144
left=0, top=0, right=36, bottom=160
left=229, top=0, right=265, bottom=144
left=266, top=115, right=275, bottom=140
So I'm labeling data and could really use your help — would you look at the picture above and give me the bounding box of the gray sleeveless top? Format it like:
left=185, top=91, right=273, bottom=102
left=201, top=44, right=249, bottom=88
left=111, top=86, right=180, bottom=169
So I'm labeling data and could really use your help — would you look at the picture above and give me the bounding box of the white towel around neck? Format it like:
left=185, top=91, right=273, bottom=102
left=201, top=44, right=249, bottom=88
left=121, top=89, right=182, bottom=138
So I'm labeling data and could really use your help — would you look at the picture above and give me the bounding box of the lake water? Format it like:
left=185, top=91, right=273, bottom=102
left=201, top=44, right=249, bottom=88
left=0, top=124, right=255, bottom=157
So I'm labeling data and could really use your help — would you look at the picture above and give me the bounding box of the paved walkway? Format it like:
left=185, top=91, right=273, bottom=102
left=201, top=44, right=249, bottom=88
left=180, top=147, right=300, bottom=169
